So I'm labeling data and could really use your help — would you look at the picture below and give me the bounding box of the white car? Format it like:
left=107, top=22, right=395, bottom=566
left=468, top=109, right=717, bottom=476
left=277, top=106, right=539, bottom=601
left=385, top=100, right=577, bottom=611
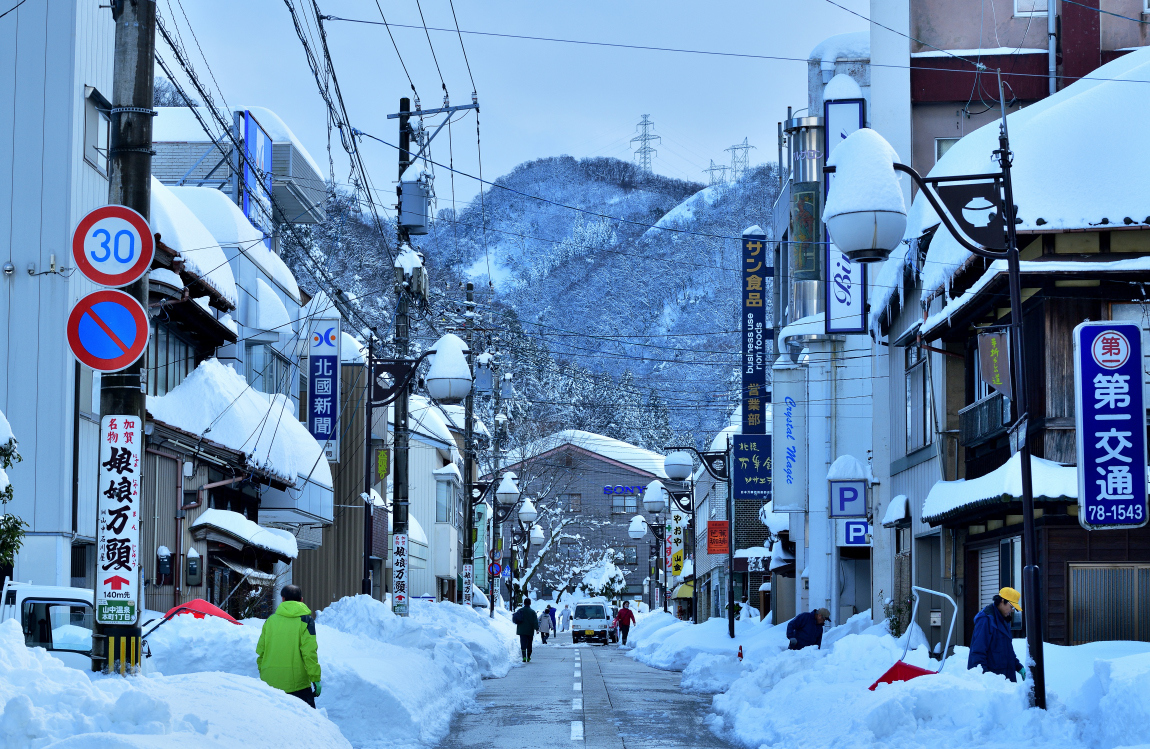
left=1, top=580, right=95, bottom=670
left=571, top=600, right=610, bottom=645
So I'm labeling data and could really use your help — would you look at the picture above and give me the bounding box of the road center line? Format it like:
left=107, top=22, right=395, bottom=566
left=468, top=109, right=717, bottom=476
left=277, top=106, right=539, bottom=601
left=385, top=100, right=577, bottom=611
left=570, top=720, right=584, bottom=741
left=573, top=681, right=581, bottom=691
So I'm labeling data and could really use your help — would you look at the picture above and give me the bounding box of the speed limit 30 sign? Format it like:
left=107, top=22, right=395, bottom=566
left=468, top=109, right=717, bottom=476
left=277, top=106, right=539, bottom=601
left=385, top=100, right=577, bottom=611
left=72, top=205, right=155, bottom=288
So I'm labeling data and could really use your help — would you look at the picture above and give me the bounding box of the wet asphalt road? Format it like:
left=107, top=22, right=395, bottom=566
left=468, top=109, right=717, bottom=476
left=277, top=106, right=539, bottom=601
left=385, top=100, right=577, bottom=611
left=436, top=629, right=732, bottom=749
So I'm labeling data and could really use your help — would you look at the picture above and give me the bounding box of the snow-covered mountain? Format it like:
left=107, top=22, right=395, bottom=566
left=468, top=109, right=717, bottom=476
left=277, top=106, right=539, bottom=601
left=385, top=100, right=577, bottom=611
left=424, top=156, right=780, bottom=440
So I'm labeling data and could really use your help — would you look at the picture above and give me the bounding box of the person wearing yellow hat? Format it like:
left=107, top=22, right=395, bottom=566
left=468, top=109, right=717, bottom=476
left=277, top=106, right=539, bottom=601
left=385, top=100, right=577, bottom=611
left=967, top=587, right=1025, bottom=682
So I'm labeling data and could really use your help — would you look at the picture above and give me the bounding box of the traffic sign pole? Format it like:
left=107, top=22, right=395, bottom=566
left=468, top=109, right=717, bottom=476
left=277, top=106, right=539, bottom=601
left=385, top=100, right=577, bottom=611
left=93, top=0, right=156, bottom=677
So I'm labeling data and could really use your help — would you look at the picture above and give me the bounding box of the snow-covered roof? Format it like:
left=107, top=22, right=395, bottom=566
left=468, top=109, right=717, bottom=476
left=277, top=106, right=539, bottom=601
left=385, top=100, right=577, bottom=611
left=438, top=404, right=490, bottom=438
left=921, top=256, right=1150, bottom=338
left=388, top=509, right=429, bottom=546
left=824, top=73, right=863, bottom=101
left=148, top=358, right=332, bottom=490
left=243, top=106, right=324, bottom=178
left=407, top=395, right=457, bottom=448
left=780, top=313, right=825, bottom=345
left=734, top=546, right=771, bottom=558
left=514, top=430, right=667, bottom=478
left=150, top=178, right=237, bottom=306
left=882, top=494, right=910, bottom=528
left=769, top=547, right=795, bottom=571
left=910, top=47, right=1046, bottom=58
left=434, top=463, right=462, bottom=482
left=168, top=186, right=300, bottom=303
left=253, top=278, right=291, bottom=333
left=810, top=31, right=869, bottom=65
left=340, top=332, right=366, bottom=364
left=758, top=501, right=789, bottom=535
left=709, top=424, right=739, bottom=453
left=190, top=508, right=298, bottom=559
left=912, top=47, right=1150, bottom=297
left=680, top=559, right=694, bottom=579
left=922, top=453, right=1077, bottom=523
left=149, top=267, right=183, bottom=290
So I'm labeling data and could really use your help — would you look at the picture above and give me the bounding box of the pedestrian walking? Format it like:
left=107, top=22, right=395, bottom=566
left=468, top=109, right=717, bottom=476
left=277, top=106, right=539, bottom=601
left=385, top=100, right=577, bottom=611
left=513, top=597, right=539, bottom=662
left=538, top=605, right=552, bottom=644
left=255, top=585, right=322, bottom=707
left=967, top=587, right=1025, bottom=682
left=559, top=605, right=571, bottom=632
left=616, top=600, right=637, bottom=646
left=548, top=605, right=557, bottom=631
left=786, top=607, right=829, bottom=650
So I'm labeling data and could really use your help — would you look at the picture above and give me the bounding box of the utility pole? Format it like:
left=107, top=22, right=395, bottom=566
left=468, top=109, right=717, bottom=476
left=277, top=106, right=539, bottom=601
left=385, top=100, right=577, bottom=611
left=362, top=332, right=375, bottom=595
left=462, top=283, right=475, bottom=605
left=92, top=0, right=156, bottom=676
left=392, top=97, right=412, bottom=616
left=726, top=435, right=736, bottom=639
left=726, top=137, right=755, bottom=182
left=704, top=160, right=728, bottom=187
left=630, top=115, right=660, bottom=173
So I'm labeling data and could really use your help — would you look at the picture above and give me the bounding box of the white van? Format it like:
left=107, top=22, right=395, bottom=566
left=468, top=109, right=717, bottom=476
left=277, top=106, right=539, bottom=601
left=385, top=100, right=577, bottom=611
left=571, top=599, right=610, bottom=645
left=1, top=580, right=95, bottom=669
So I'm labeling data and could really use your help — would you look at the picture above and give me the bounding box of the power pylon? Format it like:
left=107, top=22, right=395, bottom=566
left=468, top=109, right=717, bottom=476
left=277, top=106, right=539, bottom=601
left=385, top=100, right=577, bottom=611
left=725, top=138, right=756, bottom=182
left=704, top=160, right=728, bottom=186
left=630, top=115, right=661, bottom=173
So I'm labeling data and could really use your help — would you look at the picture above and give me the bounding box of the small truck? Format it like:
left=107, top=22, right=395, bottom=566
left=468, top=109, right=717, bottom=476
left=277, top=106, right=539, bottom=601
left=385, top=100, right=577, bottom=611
left=1, top=579, right=96, bottom=670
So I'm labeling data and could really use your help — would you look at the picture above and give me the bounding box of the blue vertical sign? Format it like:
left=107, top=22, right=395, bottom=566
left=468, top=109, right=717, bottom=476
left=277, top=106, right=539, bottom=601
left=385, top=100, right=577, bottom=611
left=242, top=111, right=274, bottom=249
left=733, top=435, right=771, bottom=500
left=308, top=319, right=341, bottom=462
left=1074, top=321, right=1149, bottom=530
left=742, top=231, right=771, bottom=434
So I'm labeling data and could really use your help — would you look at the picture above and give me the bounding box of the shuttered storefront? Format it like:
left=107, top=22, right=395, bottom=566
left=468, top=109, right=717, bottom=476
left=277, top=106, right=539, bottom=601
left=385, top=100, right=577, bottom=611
left=978, top=545, right=1000, bottom=610
left=1069, top=564, right=1150, bottom=645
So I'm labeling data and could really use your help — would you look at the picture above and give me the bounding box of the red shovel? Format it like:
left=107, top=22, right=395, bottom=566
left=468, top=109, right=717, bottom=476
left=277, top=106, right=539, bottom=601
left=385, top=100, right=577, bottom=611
left=869, top=586, right=957, bottom=691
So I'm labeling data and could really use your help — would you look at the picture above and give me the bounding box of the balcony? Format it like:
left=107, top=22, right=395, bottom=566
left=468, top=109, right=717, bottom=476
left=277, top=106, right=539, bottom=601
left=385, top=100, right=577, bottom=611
left=958, top=391, right=1012, bottom=448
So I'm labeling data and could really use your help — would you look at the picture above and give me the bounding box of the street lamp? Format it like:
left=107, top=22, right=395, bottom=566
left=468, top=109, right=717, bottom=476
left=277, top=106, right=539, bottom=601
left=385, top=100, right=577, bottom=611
left=425, top=333, right=473, bottom=404
left=823, top=128, right=908, bottom=264
left=530, top=523, right=545, bottom=546
left=630, top=511, right=669, bottom=613
left=643, top=480, right=668, bottom=515
left=518, top=497, right=538, bottom=525
left=663, top=451, right=694, bottom=482
left=823, top=75, right=1047, bottom=709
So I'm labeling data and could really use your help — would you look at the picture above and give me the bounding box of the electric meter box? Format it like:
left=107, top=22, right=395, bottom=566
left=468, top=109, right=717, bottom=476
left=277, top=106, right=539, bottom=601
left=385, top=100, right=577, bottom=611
left=186, top=554, right=202, bottom=586
left=400, top=179, right=431, bottom=235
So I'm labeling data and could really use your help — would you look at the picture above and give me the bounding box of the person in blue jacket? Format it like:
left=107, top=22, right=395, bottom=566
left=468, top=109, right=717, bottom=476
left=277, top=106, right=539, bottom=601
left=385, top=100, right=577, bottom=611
left=968, top=587, right=1025, bottom=682
left=787, top=608, right=829, bottom=650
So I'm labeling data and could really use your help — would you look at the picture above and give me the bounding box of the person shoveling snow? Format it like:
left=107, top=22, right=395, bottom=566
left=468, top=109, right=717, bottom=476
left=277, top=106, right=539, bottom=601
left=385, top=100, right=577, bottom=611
left=256, top=584, right=322, bottom=707
left=787, top=607, right=829, bottom=650
left=967, top=587, right=1025, bottom=683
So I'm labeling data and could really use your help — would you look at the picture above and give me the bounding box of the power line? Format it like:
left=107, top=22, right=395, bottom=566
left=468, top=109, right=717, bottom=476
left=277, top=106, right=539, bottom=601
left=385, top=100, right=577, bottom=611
left=374, top=0, right=419, bottom=98
left=0, top=0, right=28, bottom=22
left=446, top=0, right=477, bottom=91
left=413, top=0, right=447, bottom=97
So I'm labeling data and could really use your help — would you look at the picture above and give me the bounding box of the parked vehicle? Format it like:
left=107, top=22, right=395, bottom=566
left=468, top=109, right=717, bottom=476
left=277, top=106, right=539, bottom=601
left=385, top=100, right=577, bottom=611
left=608, top=606, right=620, bottom=643
left=571, top=600, right=610, bottom=644
left=1, top=579, right=95, bottom=670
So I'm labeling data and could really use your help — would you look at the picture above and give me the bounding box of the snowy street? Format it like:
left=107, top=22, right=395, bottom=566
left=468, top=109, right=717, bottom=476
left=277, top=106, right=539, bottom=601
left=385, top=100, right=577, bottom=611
left=438, top=630, right=730, bottom=749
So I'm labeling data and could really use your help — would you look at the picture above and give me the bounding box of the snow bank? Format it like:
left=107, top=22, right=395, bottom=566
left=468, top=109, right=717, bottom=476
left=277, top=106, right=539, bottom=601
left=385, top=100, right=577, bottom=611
left=0, top=619, right=349, bottom=749
left=629, top=613, right=788, bottom=671
left=145, top=595, right=517, bottom=749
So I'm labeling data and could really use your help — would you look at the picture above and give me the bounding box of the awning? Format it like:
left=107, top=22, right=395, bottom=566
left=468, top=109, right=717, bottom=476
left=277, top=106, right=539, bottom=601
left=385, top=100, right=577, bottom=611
left=672, top=582, right=694, bottom=599
left=882, top=494, right=910, bottom=528
left=922, top=452, right=1079, bottom=524
left=190, top=508, right=298, bottom=561
left=219, top=557, right=276, bottom=585
left=770, top=547, right=796, bottom=571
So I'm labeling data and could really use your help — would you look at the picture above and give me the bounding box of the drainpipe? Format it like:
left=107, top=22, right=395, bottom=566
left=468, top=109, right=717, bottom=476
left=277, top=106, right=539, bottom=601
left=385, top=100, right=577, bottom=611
left=1048, top=1, right=1057, bottom=96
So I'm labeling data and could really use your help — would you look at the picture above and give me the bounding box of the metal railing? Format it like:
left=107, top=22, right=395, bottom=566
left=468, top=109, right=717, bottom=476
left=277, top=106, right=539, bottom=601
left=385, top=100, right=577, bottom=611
left=958, top=391, right=1012, bottom=448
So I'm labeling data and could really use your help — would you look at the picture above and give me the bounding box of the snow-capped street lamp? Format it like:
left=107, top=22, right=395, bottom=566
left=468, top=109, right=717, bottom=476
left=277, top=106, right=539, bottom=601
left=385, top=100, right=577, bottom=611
left=663, top=451, right=694, bottom=482
left=425, top=333, right=472, bottom=405
left=628, top=514, right=649, bottom=540
left=823, top=129, right=907, bottom=264
left=518, top=497, right=538, bottom=525
left=530, top=524, right=545, bottom=546
left=824, top=74, right=1048, bottom=708
left=495, top=473, right=520, bottom=506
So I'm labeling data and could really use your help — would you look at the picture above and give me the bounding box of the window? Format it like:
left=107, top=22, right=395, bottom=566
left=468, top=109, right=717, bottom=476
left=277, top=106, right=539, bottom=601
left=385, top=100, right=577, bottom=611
left=612, top=495, right=637, bottom=514
left=935, top=137, right=960, bottom=163
left=247, top=343, right=292, bottom=396
left=22, top=600, right=93, bottom=652
left=436, top=480, right=455, bottom=524
left=905, top=345, right=933, bottom=452
left=147, top=321, right=195, bottom=396
left=1069, top=564, right=1150, bottom=644
left=84, top=90, right=110, bottom=175
left=1014, top=0, right=1047, bottom=16
left=623, top=546, right=638, bottom=565
left=561, top=494, right=581, bottom=513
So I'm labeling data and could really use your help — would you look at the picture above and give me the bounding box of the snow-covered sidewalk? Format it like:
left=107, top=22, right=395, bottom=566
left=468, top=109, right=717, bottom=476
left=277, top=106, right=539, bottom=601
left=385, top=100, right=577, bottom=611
left=0, top=596, right=518, bottom=749
left=626, top=610, right=1150, bottom=749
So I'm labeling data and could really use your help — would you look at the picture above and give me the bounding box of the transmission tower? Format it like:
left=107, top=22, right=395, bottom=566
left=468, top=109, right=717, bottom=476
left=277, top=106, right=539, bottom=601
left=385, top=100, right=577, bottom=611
left=704, top=160, right=729, bottom=186
left=630, top=115, right=661, bottom=173
left=725, top=137, right=756, bottom=182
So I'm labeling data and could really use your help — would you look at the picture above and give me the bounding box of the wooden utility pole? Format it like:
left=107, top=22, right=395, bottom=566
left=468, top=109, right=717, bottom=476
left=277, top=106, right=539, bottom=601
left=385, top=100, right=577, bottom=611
left=94, top=0, right=156, bottom=674
left=392, top=98, right=412, bottom=616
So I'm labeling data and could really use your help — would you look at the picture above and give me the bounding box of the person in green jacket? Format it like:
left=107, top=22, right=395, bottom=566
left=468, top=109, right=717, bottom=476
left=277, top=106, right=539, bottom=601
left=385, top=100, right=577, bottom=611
left=512, top=598, right=539, bottom=662
left=256, top=585, right=322, bottom=707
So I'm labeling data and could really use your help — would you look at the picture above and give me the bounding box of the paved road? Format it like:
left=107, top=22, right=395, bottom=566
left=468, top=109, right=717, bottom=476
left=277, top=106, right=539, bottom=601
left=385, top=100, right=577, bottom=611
left=437, top=629, right=731, bottom=749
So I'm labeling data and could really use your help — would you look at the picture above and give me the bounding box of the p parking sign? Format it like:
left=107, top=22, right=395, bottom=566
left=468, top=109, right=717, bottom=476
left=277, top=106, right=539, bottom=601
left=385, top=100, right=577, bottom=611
left=1074, top=322, right=1149, bottom=530
left=829, top=480, right=867, bottom=518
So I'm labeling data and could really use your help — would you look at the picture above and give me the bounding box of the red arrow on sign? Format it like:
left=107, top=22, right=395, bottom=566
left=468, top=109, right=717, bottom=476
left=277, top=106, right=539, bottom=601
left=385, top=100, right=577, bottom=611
left=103, top=575, right=130, bottom=590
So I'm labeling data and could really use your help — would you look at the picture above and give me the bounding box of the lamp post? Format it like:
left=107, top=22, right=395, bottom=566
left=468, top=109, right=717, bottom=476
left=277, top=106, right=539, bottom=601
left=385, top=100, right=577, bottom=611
left=372, top=331, right=472, bottom=616
left=822, top=73, right=1046, bottom=708
left=493, top=475, right=540, bottom=608
left=665, top=446, right=732, bottom=635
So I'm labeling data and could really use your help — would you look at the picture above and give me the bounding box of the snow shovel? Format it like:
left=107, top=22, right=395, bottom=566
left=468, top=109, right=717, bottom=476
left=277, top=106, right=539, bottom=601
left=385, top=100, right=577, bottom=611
left=868, top=585, right=957, bottom=690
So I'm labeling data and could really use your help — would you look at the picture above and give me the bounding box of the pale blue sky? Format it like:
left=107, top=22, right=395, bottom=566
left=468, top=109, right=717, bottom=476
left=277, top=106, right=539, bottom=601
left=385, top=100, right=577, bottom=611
left=163, top=0, right=867, bottom=206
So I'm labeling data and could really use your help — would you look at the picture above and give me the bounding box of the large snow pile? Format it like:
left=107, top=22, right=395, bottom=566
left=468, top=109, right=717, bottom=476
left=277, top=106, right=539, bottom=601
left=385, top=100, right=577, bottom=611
left=629, top=611, right=789, bottom=671
left=0, top=619, right=349, bottom=749
left=145, top=595, right=516, bottom=749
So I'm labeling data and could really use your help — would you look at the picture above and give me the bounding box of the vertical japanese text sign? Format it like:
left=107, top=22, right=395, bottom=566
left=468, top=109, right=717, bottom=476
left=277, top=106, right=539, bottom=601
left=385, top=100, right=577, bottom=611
left=96, top=416, right=142, bottom=625
left=308, top=319, right=342, bottom=462
left=1074, top=322, right=1149, bottom=530
left=823, top=97, right=868, bottom=334
left=743, top=232, right=771, bottom=433
left=733, top=435, right=772, bottom=501
left=392, top=534, right=409, bottom=614
left=669, top=509, right=686, bottom=577
left=462, top=563, right=474, bottom=606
